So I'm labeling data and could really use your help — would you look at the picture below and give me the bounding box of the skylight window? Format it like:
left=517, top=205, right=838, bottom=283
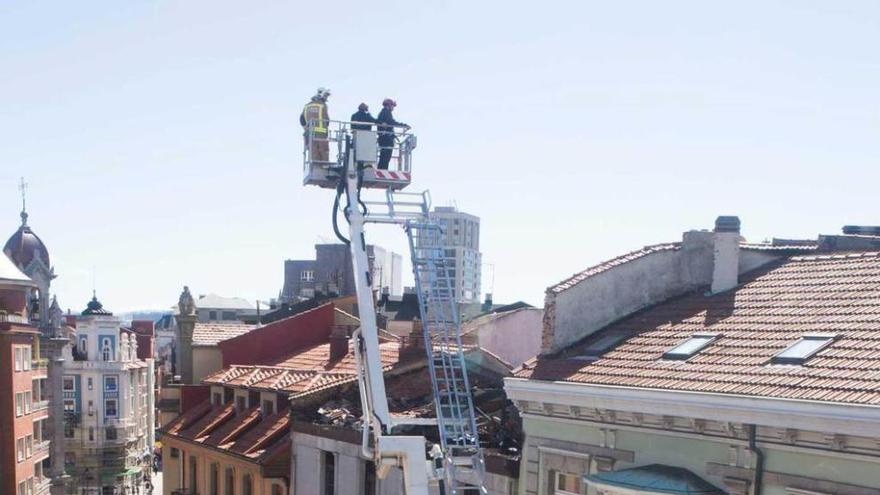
left=771, top=335, right=836, bottom=365
left=662, top=334, right=719, bottom=360
left=580, top=333, right=629, bottom=359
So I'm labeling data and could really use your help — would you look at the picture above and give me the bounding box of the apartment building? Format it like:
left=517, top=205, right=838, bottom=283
left=0, top=253, right=51, bottom=495
left=61, top=295, right=155, bottom=495
left=424, top=206, right=482, bottom=304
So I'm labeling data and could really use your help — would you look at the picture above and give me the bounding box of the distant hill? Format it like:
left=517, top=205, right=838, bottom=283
left=117, top=310, right=171, bottom=324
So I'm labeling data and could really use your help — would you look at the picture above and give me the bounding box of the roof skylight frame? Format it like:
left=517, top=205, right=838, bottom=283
left=770, top=334, right=837, bottom=365
left=662, top=333, right=720, bottom=361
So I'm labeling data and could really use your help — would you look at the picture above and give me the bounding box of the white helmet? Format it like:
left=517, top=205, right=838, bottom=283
left=317, top=87, right=331, bottom=99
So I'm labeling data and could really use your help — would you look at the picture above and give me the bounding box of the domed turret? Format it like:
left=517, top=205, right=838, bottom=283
left=3, top=210, right=51, bottom=271
left=82, top=293, right=113, bottom=316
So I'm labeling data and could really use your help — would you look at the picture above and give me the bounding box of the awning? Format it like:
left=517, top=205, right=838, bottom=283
left=584, top=464, right=727, bottom=495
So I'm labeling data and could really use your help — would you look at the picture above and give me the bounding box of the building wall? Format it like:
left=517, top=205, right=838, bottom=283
left=517, top=412, right=880, bottom=495
left=161, top=439, right=286, bottom=495
left=470, top=308, right=543, bottom=367
left=544, top=232, right=784, bottom=354
left=428, top=207, right=482, bottom=304
left=0, top=330, right=48, bottom=495
left=193, top=347, right=224, bottom=384
left=292, top=429, right=405, bottom=495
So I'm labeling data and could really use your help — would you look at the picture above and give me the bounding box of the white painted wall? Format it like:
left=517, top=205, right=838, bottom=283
left=469, top=308, right=543, bottom=367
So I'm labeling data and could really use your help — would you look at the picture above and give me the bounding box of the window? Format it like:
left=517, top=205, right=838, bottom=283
left=64, top=452, right=76, bottom=467
left=189, top=455, right=198, bottom=494
left=15, top=347, right=23, bottom=371
left=104, top=399, right=117, bottom=417
left=17, top=437, right=24, bottom=462
left=64, top=420, right=74, bottom=439
left=322, top=451, right=336, bottom=495
left=364, top=461, right=376, bottom=495
left=662, top=333, right=719, bottom=360
left=301, top=269, right=315, bottom=282
left=213, top=392, right=222, bottom=405
left=209, top=310, right=218, bottom=320
left=104, top=376, right=118, bottom=391
left=23, top=346, right=31, bottom=370
left=222, top=311, right=236, bottom=320
left=63, top=377, right=75, bottom=392
left=25, top=435, right=32, bottom=457
left=772, top=335, right=836, bottom=365
left=262, top=399, right=274, bottom=416
left=88, top=377, right=93, bottom=390
left=27, top=478, right=33, bottom=495
left=170, top=447, right=180, bottom=458
left=24, top=391, right=32, bottom=414
left=210, top=463, right=219, bottom=495
left=101, top=338, right=112, bottom=361
left=272, top=485, right=284, bottom=495
left=16, top=392, right=24, bottom=416
left=88, top=427, right=94, bottom=441
left=18, top=481, right=25, bottom=495
left=236, top=396, right=247, bottom=412
left=554, top=471, right=583, bottom=495
left=79, top=336, right=87, bottom=354
left=242, top=474, right=253, bottom=495
left=224, top=467, right=235, bottom=495
left=106, top=427, right=117, bottom=441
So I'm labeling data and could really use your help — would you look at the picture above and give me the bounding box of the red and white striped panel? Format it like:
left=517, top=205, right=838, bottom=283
left=372, top=170, right=411, bottom=181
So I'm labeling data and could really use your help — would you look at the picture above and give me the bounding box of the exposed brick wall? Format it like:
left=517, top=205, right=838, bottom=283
left=131, top=320, right=154, bottom=360
left=540, top=291, right=557, bottom=355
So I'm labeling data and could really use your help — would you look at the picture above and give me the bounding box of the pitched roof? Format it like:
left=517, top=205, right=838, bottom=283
left=518, top=251, right=880, bottom=405
left=192, top=322, right=257, bottom=346
left=203, top=340, right=403, bottom=396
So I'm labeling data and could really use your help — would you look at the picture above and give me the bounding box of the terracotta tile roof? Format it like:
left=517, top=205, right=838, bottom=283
left=192, top=322, right=257, bottom=346
left=519, top=251, right=880, bottom=405
left=203, top=341, right=403, bottom=395
left=204, top=405, right=262, bottom=448
left=179, top=403, right=235, bottom=440
left=549, top=243, right=680, bottom=294
left=230, top=411, right=290, bottom=458
left=160, top=400, right=213, bottom=436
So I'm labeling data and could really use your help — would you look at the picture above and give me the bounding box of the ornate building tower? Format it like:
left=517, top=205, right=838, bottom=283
left=3, top=183, right=55, bottom=334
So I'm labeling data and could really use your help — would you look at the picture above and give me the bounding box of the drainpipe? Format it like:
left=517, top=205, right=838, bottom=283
left=748, top=424, right=764, bottom=495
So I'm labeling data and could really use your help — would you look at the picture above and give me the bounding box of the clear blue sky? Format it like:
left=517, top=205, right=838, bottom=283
left=1, top=1, right=878, bottom=312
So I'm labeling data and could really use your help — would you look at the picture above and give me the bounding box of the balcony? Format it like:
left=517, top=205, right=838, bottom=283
left=33, top=440, right=50, bottom=458
left=33, top=399, right=49, bottom=412
left=31, top=358, right=48, bottom=370
left=0, top=312, right=29, bottom=324
left=34, top=478, right=51, bottom=495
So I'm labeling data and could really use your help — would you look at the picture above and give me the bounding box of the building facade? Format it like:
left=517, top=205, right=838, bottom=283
left=424, top=206, right=482, bottom=304
left=507, top=217, right=880, bottom=495
left=61, top=296, right=155, bottom=495
left=0, top=252, right=52, bottom=495
left=281, top=243, right=403, bottom=303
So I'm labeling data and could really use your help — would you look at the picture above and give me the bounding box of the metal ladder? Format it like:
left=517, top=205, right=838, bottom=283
left=364, top=188, right=486, bottom=493
left=407, top=221, right=486, bottom=494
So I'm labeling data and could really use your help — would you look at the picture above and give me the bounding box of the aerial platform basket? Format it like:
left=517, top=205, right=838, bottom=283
left=302, top=119, right=416, bottom=190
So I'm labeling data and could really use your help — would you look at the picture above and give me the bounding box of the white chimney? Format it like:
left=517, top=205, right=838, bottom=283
left=711, top=216, right=741, bottom=293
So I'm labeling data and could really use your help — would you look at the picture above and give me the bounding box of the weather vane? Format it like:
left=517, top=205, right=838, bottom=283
left=18, top=177, right=28, bottom=212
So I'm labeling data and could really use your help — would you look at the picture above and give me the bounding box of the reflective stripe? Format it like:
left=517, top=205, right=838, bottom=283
left=303, top=103, right=327, bottom=133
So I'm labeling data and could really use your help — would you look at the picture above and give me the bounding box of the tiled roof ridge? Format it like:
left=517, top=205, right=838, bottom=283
left=549, top=243, right=682, bottom=294
left=790, top=250, right=880, bottom=262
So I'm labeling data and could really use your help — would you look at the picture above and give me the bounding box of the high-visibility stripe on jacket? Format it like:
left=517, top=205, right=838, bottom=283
left=302, top=102, right=327, bottom=133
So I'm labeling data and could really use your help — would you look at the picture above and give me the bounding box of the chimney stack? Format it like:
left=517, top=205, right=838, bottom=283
left=329, top=325, right=349, bottom=361
left=482, top=293, right=493, bottom=313
left=711, top=216, right=741, bottom=294
left=400, top=318, right=425, bottom=362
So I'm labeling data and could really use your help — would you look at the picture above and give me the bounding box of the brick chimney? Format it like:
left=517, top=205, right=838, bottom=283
left=711, top=216, right=741, bottom=294
left=400, top=318, right=425, bottom=361
left=329, top=325, right=350, bottom=361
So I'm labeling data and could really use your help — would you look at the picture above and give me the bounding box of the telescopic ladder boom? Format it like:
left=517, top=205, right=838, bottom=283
left=303, top=119, right=486, bottom=494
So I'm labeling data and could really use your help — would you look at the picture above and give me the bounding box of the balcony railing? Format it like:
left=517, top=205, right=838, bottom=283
left=33, top=440, right=50, bottom=457
left=34, top=478, right=51, bottom=495
left=0, top=313, right=29, bottom=324
left=32, top=358, right=48, bottom=369
left=33, top=400, right=49, bottom=411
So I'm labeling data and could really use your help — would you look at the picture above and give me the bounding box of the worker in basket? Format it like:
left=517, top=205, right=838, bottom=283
left=300, top=87, right=331, bottom=163
left=350, top=102, right=376, bottom=131
left=376, top=98, right=409, bottom=170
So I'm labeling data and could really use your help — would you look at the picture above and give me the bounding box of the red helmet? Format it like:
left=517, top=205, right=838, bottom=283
left=382, top=98, right=397, bottom=107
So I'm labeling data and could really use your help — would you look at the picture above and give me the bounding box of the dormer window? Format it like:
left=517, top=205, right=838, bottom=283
left=662, top=333, right=719, bottom=360
left=771, top=335, right=836, bottom=365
